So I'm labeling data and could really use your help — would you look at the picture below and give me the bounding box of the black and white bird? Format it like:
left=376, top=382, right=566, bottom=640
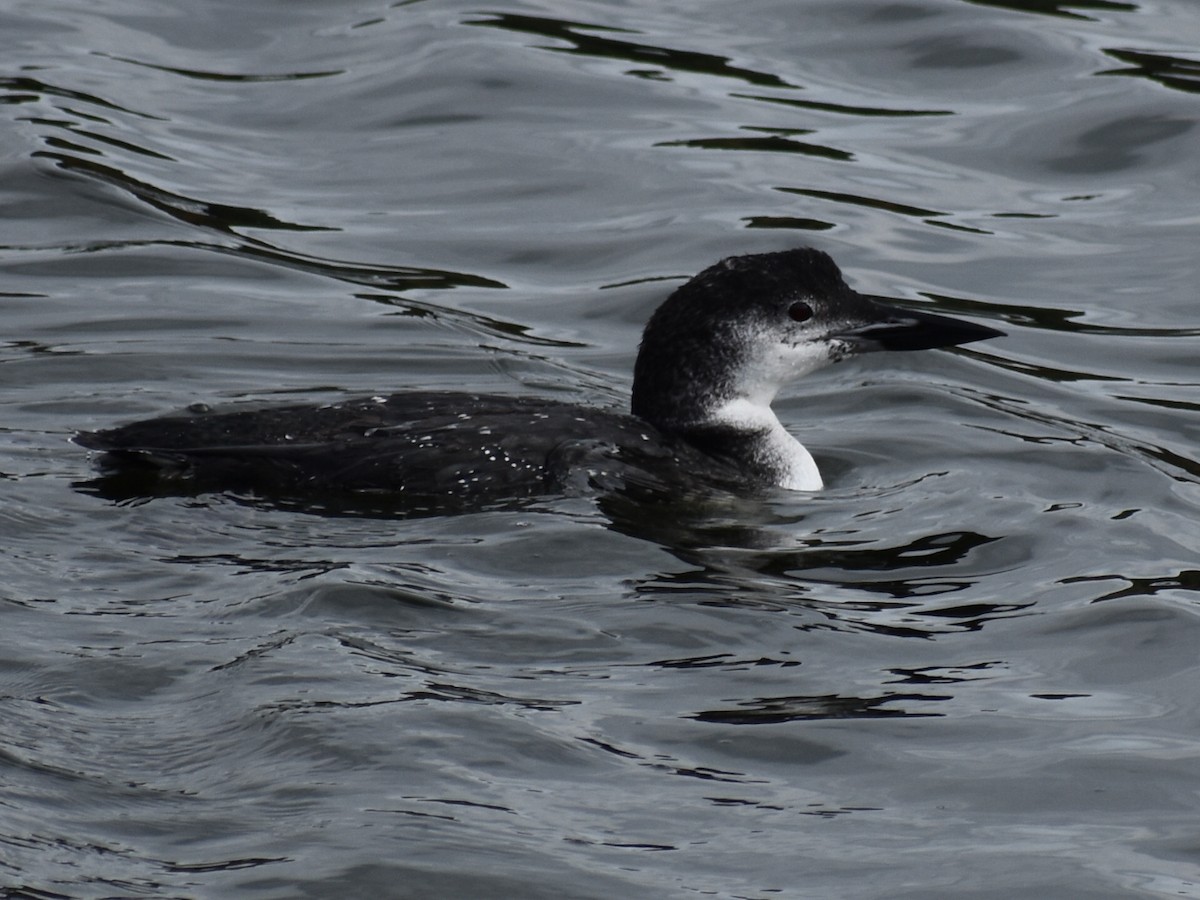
left=75, top=247, right=1003, bottom=507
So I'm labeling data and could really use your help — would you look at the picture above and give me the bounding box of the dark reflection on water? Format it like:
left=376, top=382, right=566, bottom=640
left=96, top=52, right=344, bottom=83
left=744, top=214, right=837, bottom=232
left=37, top=150, right=331, bottom=233
left=777, top=187, right=989, bottom=234
left=928, top=292, right=1200, bottom=338
left=1102, top=48, right=1200, bottom=95
left=358, top=292, right=586, bottom=347
left=971, top=391, right=1200, bottom=484
left=0, top=74, right=157, bottom=117
left=733, top=91, right=953, bottom=118
left=692, top=691, right=950, bottom=724
left=467, top=12, right=795, bottom=88
left=1064, top=569, right=1200, bottom=603
left=5, top=74, right=506, bottom=296
left=658, top=131, right=854, bottom=163
left=963, top=0, right=1138, bottom=20
left=34, top=150, right=505, bottom=293
left=594, top=495, right=1039, bottom=638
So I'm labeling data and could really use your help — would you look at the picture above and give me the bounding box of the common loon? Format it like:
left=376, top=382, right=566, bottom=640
left=75, top=248, right=1003, bottom=507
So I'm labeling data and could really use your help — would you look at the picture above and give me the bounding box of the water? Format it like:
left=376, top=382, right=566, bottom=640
left=3, top=0, right=1199, bottom=897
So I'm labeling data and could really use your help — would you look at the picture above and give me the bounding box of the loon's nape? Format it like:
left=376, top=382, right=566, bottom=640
left=76, top=247, right=1004, bottom=506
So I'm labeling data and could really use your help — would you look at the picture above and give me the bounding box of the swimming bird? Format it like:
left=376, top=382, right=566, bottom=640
left=75, top=247, right=1003, bottom=508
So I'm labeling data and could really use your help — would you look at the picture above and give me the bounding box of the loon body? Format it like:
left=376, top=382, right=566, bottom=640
left=75, top=248, right=1002, bottom=506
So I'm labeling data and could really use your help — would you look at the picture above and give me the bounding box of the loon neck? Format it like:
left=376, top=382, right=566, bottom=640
left=658, top=398, right=823, bottom=491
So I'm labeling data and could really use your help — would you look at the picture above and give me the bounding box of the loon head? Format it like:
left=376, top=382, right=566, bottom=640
left=630, top=247, right=1003, bottom=488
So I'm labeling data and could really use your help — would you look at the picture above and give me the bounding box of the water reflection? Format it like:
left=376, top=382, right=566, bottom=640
left=597, top=494, right=1036, bottom=637
left=354, top=292, right=586, bottom=348
left=970, top=390, right=1200, bottom=483
left=1063, top=568, right=1200, bottom=602
left=466, top=12, right=794, bottom=88
left=962, top=0, right=1137, bottom=21
left=4, top=73, right=507, bottom=295
left=34, top=150, right=505, bottom=293
left=731, top=92, right=951, bottom=118
left=96, top=52, right=343, bottom=83
left=37, top=150, right=329, bottom=233
left=777, top=186, right=965, bottom=228
left=1101, top=49, right=1200, bottom=95
left=657, top=130, right=853, bottom=163
left=930, top=293, right=1200, bottom=338
left=692, top=691, right=949, bottom=724
left=0, top=74, right=158, bottom=118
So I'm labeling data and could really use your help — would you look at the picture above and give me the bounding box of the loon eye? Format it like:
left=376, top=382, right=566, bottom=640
left=788, top=301, right=814, bottom=323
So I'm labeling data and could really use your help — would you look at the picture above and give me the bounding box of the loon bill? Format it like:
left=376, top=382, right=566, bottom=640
left=75, top=247, right=1004, bottom=505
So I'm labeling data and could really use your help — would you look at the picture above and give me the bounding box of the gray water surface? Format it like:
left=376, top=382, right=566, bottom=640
left=3, top=1, right=1200, bottom=897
